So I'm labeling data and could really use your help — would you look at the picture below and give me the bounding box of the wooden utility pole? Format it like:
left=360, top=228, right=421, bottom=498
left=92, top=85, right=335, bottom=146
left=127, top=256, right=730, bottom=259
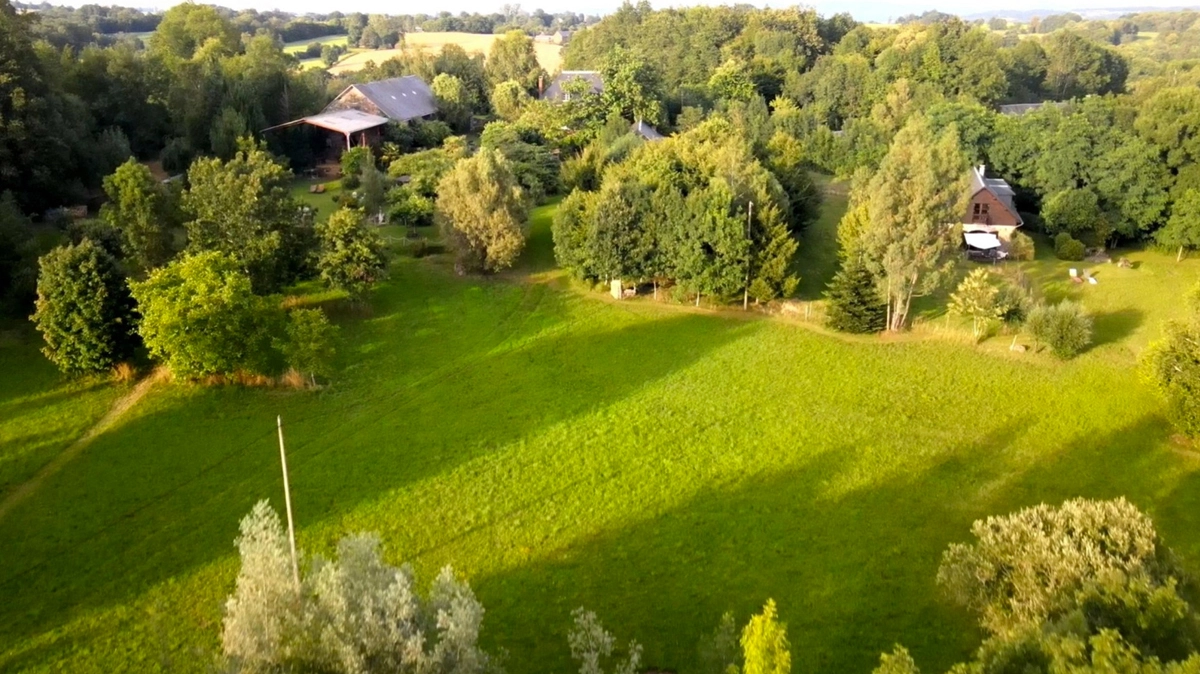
left=743, top=201, right=753, bottom=311
left=276, top=415, right=300, bottom=590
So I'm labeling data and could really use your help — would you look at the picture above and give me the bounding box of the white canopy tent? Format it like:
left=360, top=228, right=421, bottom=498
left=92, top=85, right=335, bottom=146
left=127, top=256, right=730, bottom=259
left=964, top=232, right=1003, bottom=250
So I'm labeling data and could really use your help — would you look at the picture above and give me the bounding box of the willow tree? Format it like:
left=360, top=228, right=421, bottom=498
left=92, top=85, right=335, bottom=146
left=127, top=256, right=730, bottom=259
left=435, top=149, right=528, bottom=273
left=858, top=117, right=969, bottom=331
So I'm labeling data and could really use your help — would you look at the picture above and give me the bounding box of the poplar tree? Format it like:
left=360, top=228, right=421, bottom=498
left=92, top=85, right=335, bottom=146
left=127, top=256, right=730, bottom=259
left=859, top=117, right=970, bottom=331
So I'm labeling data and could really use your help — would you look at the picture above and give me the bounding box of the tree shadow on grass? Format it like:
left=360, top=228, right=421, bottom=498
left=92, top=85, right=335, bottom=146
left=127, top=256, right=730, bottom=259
left=472, top=419, right=1040, bottom=674
left=469, top=412, right=1200, bottom=674
left=0, top=287, right=759, bottom=654
left=1091, top=308, right=1144, bottom=349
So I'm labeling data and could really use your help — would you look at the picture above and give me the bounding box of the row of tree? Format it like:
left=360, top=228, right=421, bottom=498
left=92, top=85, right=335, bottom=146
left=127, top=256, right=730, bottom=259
left=29, top=142, right=388, bottom=381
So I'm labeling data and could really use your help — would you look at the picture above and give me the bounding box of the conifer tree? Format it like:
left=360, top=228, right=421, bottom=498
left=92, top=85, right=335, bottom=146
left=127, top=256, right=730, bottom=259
left=824, top=264, right=886, bottom=333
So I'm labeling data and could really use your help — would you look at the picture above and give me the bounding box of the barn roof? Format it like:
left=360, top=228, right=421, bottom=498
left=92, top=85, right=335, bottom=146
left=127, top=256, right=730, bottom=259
left=302, top=109, right=391, bottom=135
left=334, top=75, right=437, bottom=122
left=542, top=71, right=604, bottom=101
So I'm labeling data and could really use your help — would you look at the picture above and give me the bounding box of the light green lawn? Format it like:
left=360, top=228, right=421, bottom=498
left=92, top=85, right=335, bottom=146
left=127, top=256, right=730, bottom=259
left=291, top=178, right=343, bottom=222
left=1, top=194, right=1199, bottom=674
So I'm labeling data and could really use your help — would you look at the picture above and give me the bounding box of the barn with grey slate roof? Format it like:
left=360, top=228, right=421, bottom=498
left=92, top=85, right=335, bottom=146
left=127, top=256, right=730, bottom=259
left=325, top=76, right=438, bottom=122
left=265, top=75, right=438, bottom=151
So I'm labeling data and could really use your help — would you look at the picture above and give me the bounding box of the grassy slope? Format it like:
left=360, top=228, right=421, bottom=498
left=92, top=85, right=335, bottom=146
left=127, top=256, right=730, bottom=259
left=2, top=196, right=1200, bottom=673
left=0, top=326, right=126, bottom=502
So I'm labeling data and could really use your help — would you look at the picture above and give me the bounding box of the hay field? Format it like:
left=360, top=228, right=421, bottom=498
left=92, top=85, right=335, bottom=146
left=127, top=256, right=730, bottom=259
left=328, top=31, right=563, bottom=74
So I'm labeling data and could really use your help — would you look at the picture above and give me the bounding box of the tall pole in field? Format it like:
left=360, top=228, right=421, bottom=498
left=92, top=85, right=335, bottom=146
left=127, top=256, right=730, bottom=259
left=277, top=415, right=300, bottom=590
left=743, top=201, right=753, bottom=311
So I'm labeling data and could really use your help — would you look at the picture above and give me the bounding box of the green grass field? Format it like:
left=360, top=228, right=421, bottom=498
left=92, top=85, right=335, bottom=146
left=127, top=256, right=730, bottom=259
left=2, top=192, right=1200, bottom=673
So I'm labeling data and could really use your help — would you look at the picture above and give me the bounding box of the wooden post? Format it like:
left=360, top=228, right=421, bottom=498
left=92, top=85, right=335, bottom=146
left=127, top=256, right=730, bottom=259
left=276, top=416, right=300, bottom=591
left=743, top=201, right=752, bottom=311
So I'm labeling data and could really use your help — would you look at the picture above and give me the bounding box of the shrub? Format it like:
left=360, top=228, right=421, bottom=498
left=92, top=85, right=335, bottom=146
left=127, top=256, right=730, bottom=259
left=994, top=279, right=1034, bottom=324
left=824, top=264, right=886, bottom=333
left=1008, top=231, right=1035, bottom=261
left=316, top=208, right=388, bottom=298
left=388, top=187, right=436, bottom=228
left=1026, top=300, right=1093, bottom=358
left=339, top=147, right=373, bottom=190
left=567, top=608, right=642, bottom=674
left=222, top=501, right=495, bottom=673
left=948, top=268, right=1001, bottom=340
left=1142, top=303, right=1200, bottom=438
left=1054, top=232, right=1086, bottom=261
left=32, top=239, right=137, bottom=374
left=937, top=498, right=1184, bottom=635
left=283, top=308, right=337, bottom=386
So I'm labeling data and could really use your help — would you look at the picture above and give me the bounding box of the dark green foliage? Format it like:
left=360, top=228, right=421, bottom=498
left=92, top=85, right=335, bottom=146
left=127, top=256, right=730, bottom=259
left=764, top=132, right=822, bottom=234
left=101, top=159, right=176, bottom=274
left=747, top=203, right=799, bottom=303
left=67, top=219, right=125, bottom=261
left=31, top=239, right=136, bottom=374
left=481, top=123, right=562, bottom=203
left=129, top=251, right=282, bottom=378
left=1027, top=301, right=1093, bottom=358
left=0, top=192, right=39, bottom=316
left=1054, top=232, right=1087, bottom=261
left=824, top=264, right=885, bottom=333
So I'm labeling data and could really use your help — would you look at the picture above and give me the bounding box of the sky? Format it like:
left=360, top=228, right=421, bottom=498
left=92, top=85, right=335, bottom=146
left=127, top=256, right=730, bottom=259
left=37, top=0, right=1200, bottom=24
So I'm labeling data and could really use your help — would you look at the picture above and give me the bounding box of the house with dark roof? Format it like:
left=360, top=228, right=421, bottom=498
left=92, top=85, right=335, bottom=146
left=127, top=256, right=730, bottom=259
left=962, top=165, right=1023, bottom=250
left=325, top=76, right=438, bottom=123
left=541, top=71, right=603, bottom=101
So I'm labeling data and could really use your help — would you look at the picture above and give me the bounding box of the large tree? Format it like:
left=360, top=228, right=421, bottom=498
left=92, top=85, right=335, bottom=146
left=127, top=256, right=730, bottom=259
left=485, top=30, right=542, bottom=92
left=130, top=251, right=280, bottom=378
left=600, top=46, right=664, bottom=125
left=431, top=73, right=474, bottom=133
left=436, top=149, right=528, bottom=273
left=1043, top=31, right=1127, bottom=99
left=316, top=208, right=389, bottom=299
left=856, top=117, right=969, bottom=331
left=100, top=159, right=175, bottom=274
left=183, top=139, right=313, bottom=292
left=1157, top=189, right=1200, bottom=262
left=32, top=239, right=136, bottom=375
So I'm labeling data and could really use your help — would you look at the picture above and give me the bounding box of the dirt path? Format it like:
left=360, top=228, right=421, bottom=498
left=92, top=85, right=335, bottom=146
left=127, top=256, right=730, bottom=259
left=0, top=369, right=167, bottom=522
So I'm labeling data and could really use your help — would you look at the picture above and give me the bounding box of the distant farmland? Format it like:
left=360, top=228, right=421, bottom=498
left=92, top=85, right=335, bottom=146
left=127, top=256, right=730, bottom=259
left=329, top=31, right=564, bottom=74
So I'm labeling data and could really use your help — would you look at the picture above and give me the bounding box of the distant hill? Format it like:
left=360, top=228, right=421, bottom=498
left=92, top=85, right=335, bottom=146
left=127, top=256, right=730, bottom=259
left=961, top=5, right=1200, bottom=20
